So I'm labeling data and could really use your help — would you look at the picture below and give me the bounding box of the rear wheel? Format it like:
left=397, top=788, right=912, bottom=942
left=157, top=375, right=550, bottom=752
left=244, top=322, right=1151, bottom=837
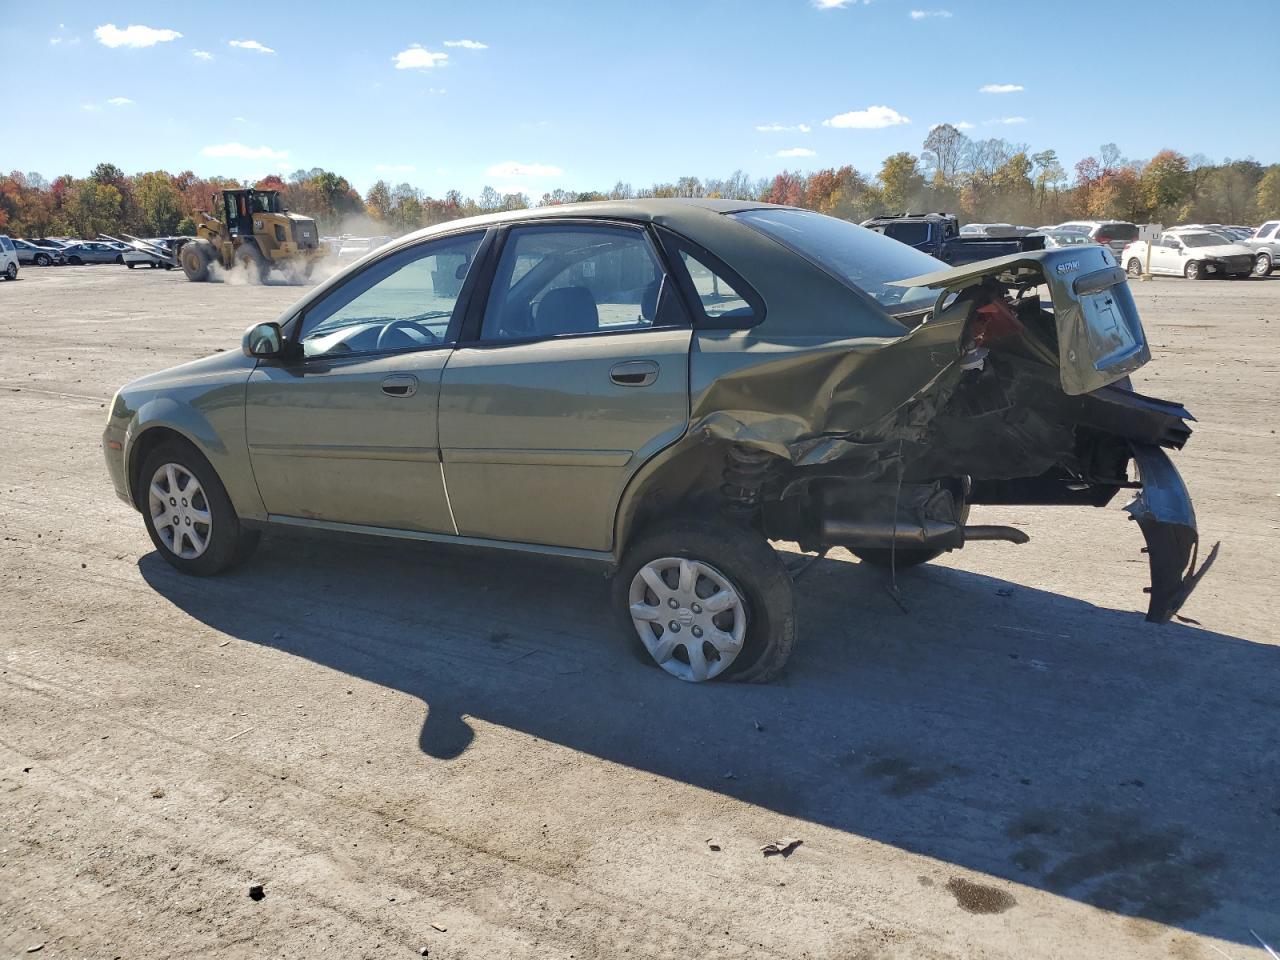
left=68, top=255, right=82, bottom=265
left=180, top=241, right=213, bottom=282
left=114, top=255, right=124, bottom=265
left=613, top=517, right=796, bottom=683
left=4, top=262, right=16, bottom=280
left=126, top=262, right=136, bottom=269
left=1126, top=258, right=1143, bottom=278
left=138, top=441, right=259, bottom=576
left=1257, top=252, right=1273, bottom=277
left=1184, top=260, right=1202, bottom=280
left=34, top=253, right=50, bottom=266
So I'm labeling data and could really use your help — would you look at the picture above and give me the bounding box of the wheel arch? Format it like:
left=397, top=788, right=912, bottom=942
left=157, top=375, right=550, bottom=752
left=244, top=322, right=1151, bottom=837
left=612, top=435, right=738, bottom=556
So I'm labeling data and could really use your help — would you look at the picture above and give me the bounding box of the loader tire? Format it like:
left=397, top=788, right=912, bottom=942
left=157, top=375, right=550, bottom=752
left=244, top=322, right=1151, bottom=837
left=181, top=241, right=213, bottom=282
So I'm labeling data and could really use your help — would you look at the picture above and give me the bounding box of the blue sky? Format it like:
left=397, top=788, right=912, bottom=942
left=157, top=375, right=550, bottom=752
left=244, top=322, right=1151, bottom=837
left=3, top=0, right=1276, bottom=198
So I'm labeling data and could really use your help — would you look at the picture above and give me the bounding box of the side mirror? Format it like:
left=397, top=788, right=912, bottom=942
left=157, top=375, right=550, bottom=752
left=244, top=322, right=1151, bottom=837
left=243, top=321, right=283, bottom=359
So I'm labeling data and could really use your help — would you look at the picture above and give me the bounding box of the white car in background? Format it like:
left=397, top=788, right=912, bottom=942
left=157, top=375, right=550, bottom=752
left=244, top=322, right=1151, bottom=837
left=1243, top=220, right=1279, bottom=276
left=1122, top=230, right=1256, bottom=280
left=1056, top=220, right=1141, bottom=256
left=0, top=235, right=19, bottom=280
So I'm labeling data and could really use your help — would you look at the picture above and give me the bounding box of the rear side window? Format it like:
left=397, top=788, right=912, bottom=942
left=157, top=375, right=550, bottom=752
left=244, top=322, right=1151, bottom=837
left=884, top=222, right=931, bottom=245
left=1, top=238, right=13, bottom=252
left=678, top=250, right=753, bottom=321
left=481, top=224, right=684, bottom=341
left=1260, top=222, right=1279, bottom=239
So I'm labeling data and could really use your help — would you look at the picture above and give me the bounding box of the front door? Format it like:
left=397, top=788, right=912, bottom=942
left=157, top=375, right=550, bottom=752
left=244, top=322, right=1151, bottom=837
left=246, top=231, right=486, bottom=533
left=438, top=222, right=692, bottom=551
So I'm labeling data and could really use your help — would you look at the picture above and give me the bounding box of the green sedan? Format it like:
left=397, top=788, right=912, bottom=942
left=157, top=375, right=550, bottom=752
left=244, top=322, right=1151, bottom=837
left=103, top=199, right=1213, bottom=683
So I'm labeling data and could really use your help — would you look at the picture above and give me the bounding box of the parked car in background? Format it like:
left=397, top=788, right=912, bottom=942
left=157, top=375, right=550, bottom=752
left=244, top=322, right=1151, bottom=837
left=1038, top=228, right=1095, bottom=249
left=102, top=199, right=1210, bottom=684
left=1243, top=220, right=1279, bottom=276
left=1056, top=220, right=1140, bottom=255
left=123, top=238, right=177, bottom=269
left=12, top=238, right=64, bottom=265
left=1122, top=230, right=1256, bottom=279
left=861, top=212, right=1044, bottom=266
left=0, top=236, right=19, bottom=280
left=62, top=241, right=126, bottom=265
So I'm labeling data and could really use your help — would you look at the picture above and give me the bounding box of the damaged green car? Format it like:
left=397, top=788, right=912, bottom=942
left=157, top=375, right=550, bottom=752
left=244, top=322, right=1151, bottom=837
left=102, top=199, right=1215, bottom=683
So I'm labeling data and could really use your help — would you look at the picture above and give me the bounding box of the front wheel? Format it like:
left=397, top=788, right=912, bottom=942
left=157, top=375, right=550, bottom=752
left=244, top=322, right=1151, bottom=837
left=180, top=241, right=212, bottom=281
left=34, top=253, right=50, bottom=266
left=4, top=262, right=16, bottom=280
left=613, top=517, right=796, bottom=683
left=1184, top=260, right=1202, bottom=280
left=1126, top=258, right=1143, bottom=278
left=126, top=262, right=136, bottom=269
left=138, top=441, right=260, bottom=576
left=1257, top=253, right=1273, bottom=277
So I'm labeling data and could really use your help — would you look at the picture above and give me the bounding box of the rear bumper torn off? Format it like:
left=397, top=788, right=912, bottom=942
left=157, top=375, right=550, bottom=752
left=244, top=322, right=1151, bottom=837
left=1125, top=443, right=1218, bottom=623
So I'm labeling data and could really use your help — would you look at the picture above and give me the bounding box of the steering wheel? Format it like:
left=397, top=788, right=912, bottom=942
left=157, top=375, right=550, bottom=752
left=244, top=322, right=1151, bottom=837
left=376, top=318, right=439, bottom=351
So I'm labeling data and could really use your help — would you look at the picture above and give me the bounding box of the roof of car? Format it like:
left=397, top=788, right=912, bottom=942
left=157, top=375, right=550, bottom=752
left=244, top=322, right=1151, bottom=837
left=395, top=197, right=777, bottom=246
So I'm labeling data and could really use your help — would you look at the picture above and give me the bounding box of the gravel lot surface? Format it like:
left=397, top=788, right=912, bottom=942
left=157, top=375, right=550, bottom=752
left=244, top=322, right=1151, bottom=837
left=2, top=265, right=1278, bottom=959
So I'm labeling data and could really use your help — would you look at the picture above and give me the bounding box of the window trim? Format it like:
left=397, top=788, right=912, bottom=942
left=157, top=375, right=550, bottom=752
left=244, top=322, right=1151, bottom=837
left=460, top=218, right=691, bottom=348
left=654, top=225, right=765, bottom=330
left=282, top=227, right=494, bottom=364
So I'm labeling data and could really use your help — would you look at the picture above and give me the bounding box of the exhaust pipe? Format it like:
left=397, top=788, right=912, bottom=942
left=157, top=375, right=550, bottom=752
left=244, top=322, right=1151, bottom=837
left=819, top=519, right=1028, bottom=550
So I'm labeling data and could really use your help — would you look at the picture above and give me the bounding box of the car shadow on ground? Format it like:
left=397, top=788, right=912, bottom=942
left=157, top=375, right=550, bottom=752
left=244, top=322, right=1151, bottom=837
left=139, top=529, right=1278, bottom=946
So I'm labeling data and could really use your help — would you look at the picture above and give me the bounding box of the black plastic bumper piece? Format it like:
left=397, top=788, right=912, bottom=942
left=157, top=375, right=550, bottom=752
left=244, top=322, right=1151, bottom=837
left=1125, top=443, right=1218, bottom=623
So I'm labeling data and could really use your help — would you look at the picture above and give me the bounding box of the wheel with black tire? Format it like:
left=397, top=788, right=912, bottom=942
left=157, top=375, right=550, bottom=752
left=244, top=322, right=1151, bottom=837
left=1257, top=252, right=1273, bottom=277
left=235, top=243, right=270, bottom=283
left=4, top=262, right=16, bottom=280
left=1126, top=258, right=1143, bottom=278
left=1184, top=260, right=1202, bottom=280
left=126, top=262, right=136, bottom=269
left=114, top=255, right=124, bottom=265
left=68, top=255, right=82, bottom=265
left=138, top=440, right=260, bottom=576
left=612, top=517, right=796, bottom=683
left=34, top=253, right=50, bottom=266
left=180, top=240, right=213, bottom=282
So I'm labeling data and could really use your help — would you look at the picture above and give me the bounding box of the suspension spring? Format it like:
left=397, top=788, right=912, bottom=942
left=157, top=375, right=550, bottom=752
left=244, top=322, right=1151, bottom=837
left=720, top=444, right=776, bottom=514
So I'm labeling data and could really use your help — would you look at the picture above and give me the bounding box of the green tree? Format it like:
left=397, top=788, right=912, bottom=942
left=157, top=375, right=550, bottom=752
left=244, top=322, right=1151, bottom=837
left=877, top=152, right=925, bottom=213
left=133, top=171, right=184, bottom=235
left=365, top=180, right=392, bottom=221
left=1139, top=150, right=1191, bottom=220
left=1257, top=165, right=1280, bottom=218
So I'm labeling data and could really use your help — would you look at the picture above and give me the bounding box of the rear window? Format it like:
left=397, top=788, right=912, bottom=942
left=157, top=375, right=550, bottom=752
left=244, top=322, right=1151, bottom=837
left=883, top=222, right=931, bottom=245
left=731, top=208, right=944, bottom=313
left=1096, top=223, right=1138, bottom=242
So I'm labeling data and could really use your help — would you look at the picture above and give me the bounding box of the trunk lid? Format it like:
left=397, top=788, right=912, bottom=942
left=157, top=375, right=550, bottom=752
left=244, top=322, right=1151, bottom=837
left=892, top=245, right=1150, bottom=396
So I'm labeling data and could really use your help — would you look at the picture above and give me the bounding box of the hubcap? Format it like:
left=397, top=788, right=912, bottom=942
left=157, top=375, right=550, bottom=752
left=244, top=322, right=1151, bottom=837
left=148, top=462, right=212, bottom=559
left=628, top=557, right=747, bottom=682
left=1259, top=255, right=1271, bottom=276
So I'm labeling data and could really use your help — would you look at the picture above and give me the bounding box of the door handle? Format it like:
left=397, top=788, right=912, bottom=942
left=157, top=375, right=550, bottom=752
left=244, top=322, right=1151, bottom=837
left=610, top=360, right=659, bottom=387
left=381, top=374, right=418, bottom=398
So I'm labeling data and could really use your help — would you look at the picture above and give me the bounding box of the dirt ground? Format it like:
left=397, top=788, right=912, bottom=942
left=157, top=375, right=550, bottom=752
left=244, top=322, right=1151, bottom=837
left=1, top=264, right=1278, bottom=960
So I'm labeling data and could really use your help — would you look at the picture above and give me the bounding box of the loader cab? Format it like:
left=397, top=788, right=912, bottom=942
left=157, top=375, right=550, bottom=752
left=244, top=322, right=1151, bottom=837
left=222, top=190, right=254, bottom=237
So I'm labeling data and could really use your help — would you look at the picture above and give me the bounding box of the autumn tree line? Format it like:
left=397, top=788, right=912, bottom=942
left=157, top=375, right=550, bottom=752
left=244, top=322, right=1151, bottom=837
left=3, top=127, right=1279, bottom=241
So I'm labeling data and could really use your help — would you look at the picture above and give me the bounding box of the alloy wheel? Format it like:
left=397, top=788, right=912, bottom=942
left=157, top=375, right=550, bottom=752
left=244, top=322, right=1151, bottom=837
left=1257, top=254, right=1272, bottom=277
left=628, top=556, right=748, bottom=682
left=148, top=462, right=213, bottom=559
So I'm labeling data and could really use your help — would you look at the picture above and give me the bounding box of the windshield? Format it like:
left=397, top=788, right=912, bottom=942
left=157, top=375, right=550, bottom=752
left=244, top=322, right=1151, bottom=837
left=1180, top=233, right=1229, bottom=248
left=731, top=208, right=944, bottom=313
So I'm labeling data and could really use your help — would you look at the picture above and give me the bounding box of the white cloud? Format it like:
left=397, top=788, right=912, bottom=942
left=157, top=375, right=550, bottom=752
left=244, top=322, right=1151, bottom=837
left=492, top=185, right=532, bottom=197
left=955, top=121, right=975, bottom=130
left=50, top=37, right=62, bottom=45
left=201, top=142, right=289, bottom=161
left=757, top=123, right=811, bottom=133
left=443, top=39, right=487, bottom=49
left=81, top=103, right=101, bottom=112
left=979, top=83, right=1023, bottom=94
left=813, top=0, right=871, bottom=7
left=107, top=97, right=133, bottom=106
left=985, top=116, right=1028, bottom=125
left=394, top=45, right=449, bottom=70
left=229, top=39, right=275, bottom=54
left=193, top=49, right=213, bottom=61
left=375, top=163, right=416, bottom=173
left=94, top=24, right=183, bottom=48
left=910, top=8, right=951, bottom=18
left=776, top=147, right=817, bottom=158
left=486, top=160, right=564, bottom=178
left=823, top=105, right=910, bottom=129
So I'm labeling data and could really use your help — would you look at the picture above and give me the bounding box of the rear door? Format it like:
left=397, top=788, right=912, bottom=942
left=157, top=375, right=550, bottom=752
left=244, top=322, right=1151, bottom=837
left=438, top=221, right=692, bottom=551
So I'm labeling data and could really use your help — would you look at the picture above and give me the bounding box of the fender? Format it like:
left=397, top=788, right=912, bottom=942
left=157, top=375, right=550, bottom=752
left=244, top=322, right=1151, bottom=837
left=124, top=391, right=266, bottom=521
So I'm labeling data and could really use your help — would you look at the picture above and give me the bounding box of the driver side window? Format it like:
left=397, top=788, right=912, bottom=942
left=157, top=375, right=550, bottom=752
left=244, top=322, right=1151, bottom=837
left=299, top=232, right=483, bottom=359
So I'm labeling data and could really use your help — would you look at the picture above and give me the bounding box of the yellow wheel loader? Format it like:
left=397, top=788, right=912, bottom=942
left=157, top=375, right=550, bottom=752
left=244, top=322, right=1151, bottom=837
left=179, top=188, right=326, bottom=282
